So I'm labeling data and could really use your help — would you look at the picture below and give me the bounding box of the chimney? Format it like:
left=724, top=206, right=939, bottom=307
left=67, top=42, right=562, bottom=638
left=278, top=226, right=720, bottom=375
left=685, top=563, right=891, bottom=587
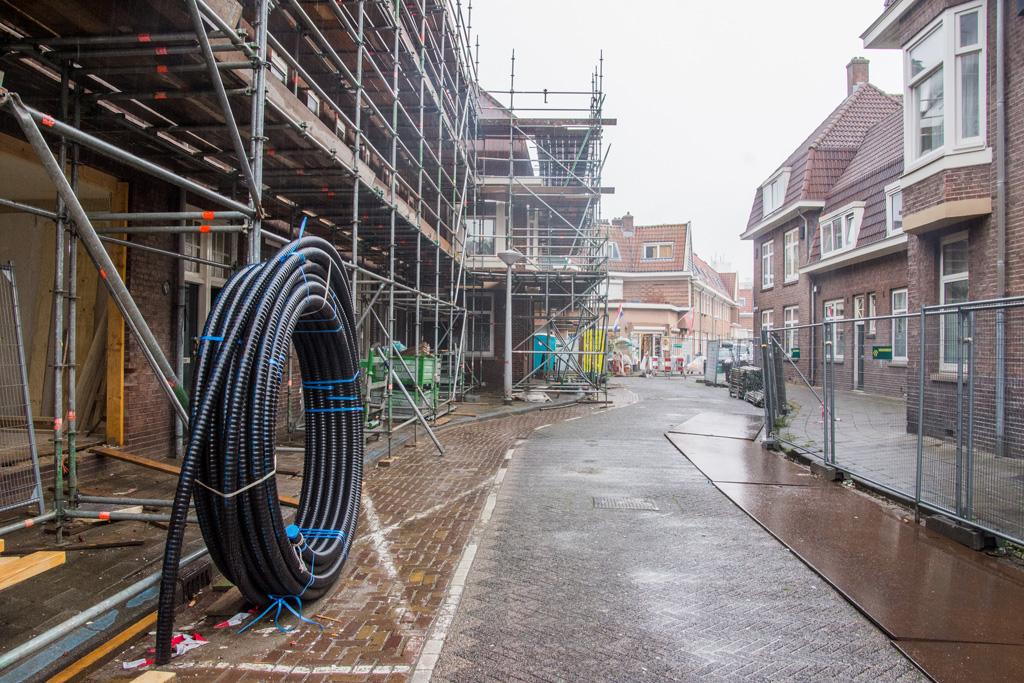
left=621, top=212, right=634, bottom=236
left=846, top=57, right=870, bottom=96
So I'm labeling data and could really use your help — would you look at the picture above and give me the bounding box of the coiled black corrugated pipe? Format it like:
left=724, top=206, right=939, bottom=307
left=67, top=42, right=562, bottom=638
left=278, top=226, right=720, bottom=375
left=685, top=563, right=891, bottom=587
left=155, top=235, right=363, bottom=663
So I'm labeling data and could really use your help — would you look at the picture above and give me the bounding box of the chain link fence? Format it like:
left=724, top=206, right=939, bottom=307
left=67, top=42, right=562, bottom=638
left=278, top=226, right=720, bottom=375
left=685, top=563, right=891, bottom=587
left=0, top=263, right=44, bottom=513
left=762, top=297, right=1024, bottom=546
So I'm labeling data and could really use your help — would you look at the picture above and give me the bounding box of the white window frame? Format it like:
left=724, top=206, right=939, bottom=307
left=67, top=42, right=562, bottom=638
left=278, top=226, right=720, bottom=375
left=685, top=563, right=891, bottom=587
left=606, top=241, right=621, bottom=260
left=783, top=228, right=799, bottom=283
left=642, top=242, right=673, bottom=261
left=783, top=306, right=799, bottom=358
left=939, top=232, right=969, bottom=372
left=853, top=295, right=866, bottom=320
left=867, top=292, right=878, bottom=334
left=823, top=299, right=845, bottom=361
left=466, top=217, right=497, bottom=256
left=184, top=230, right=235, bottom=332
left=466, top=292, right=495, bottom=358
left=818, top=203, right=865, bottom=257
left=892, top=288, right=909, bottom=361
left=761, top=167, right=791, bottom=217
left=761, top=240, right=774, bottom=289
left=306, top=88, right=321, bottom=115
left=269, top=50, right=289, bottom=84
left=761, top=309, right=774, bottom=332
left=903, top=1, right=988, bottom=170
left=885, top=183, right=904, bottom=236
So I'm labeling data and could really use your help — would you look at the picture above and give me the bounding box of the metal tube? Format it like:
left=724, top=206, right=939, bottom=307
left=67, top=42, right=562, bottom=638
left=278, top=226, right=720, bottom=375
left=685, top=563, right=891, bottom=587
left=76, top=494, right=193, bottom=508
left=51, top=69, right=68, bottom=531
left=2, top=97, right=253, bottom=217
left=965, top=311, right=976, bottom=518
left=994, top=0, right=1007, bottom=457
left=504, top=263, right=513, bottom=404
left=377, top=349, right=444, bottom=455
left=6, top=265, right=45, bottom=513
left=247, top=0, right=269, bottom=263
left=955, top=311, right=965, bottom=517
left=186, top=0, right=260, bottom=211
left=914, top=309, right=927, bottom=522
left=0, top=91, right=189, bottom=424
left=64, top=509, right=196, bottom=523
left=0, top=511, right=58, bottom=538
left=98, top=236, right=229, bottom=269
left=94, top=225, right=245, bottom=234
left=66, top=78, right=80, bottom=506
left=0, top=198, right=58, bottom=219
left=0, top=547, right=208, bottom=672
left=88, top=211, right=249, bottom=222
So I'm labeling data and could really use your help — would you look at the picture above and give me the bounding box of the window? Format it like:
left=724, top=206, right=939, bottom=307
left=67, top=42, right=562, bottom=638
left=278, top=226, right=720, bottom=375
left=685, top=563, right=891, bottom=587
left=940, top=235, right=969, bottom=371
left=784, top=306, right=799, bottom=358
left=761, top=169, right=790, bottom=216
left=306, top=89, right=321, bottom=115
left=853, top=295, right=866, bottom=326
left=892, top=288, right=909, bottom=361
left=783, top=229, right=799, bottom=283
left=466, top=293, right=494, bottom=357
left=761, top=309, right=774, bottom=331
left=761, top=240, right=774, bottom=289
left=183, top=229, right=236, bottom=389
left=868, top=293, right=877, bottom=334
left=738, top=296, right=747, bottom=307
left=820, top=210, right=860, bottom=256
left=605, top=241, right=621, bottom=260
left=887, top=189, right=904, bottom=235
left=823, top=299, right=845, bottom=361
left=466, top=218, right=496, bottom=256
left=642, top=243, right=672, bottom=260
left=905, top=2, right=986, bottom=162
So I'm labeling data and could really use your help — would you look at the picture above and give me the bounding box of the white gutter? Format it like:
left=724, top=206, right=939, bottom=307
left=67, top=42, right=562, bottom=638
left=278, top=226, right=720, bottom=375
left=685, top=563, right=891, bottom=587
left=799, top=233, right=908, bottom=275
left=740, top=201, right=826, bottom=241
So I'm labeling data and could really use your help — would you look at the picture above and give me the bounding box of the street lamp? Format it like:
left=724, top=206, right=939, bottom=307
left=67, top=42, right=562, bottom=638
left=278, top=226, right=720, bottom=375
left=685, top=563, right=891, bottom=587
left=498, top=249, right=527, bottom=404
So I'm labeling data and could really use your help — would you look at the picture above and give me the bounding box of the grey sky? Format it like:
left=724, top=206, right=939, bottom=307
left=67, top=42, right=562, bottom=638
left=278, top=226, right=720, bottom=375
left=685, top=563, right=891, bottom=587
left=471, top=1, right=902, bottom=281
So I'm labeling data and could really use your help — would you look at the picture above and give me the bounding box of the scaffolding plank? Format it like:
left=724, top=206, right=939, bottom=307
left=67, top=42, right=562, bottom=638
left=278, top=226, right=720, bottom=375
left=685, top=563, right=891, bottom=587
left=0, top=551, right=66, bottom=591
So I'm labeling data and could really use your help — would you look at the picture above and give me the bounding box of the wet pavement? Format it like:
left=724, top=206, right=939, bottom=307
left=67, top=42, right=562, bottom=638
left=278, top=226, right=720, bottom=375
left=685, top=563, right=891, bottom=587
left=431, top=377, right=923, bottom=682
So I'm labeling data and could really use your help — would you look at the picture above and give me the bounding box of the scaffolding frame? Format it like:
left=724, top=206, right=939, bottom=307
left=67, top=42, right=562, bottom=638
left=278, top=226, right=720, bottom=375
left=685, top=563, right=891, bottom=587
left=0, top=0, right=482, bottom=529
left=465, top=53, right=613, bottom=398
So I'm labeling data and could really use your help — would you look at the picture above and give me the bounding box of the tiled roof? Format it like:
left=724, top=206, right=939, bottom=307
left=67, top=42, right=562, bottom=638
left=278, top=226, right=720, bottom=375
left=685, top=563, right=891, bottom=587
left=691, top=253, right=731, bottom=300
left=746, top=83, right=902, bottom=229
left=718, top=272, right=738, bottom=299
left=608, top=223, right=689, bottom=272
left=809, top=108, right=905, bottom=261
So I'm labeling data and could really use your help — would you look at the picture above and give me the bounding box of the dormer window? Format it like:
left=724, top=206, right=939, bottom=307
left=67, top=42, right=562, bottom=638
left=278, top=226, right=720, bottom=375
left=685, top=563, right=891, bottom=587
left=819, top=203, right=865, bottom=257
left=761, top=168, right=790, bottom=216
left=886, top=185, right=904, bottom=235
left=642, top=243, right=672, bottom=261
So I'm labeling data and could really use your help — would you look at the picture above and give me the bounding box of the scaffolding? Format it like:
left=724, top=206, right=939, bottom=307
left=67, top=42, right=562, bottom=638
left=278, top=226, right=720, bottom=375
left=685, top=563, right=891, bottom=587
left=465, top=52, right=613, bottom=398
left=0, top=0, right=485, bottom=528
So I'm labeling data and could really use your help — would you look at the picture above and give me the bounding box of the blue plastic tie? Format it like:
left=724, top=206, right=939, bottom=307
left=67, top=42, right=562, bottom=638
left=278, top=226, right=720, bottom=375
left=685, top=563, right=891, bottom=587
left=200, top=335, right=224, bottom=342
left=306, top=406, right=364, bottom=413
left=278, top=216, right=308, bottom=263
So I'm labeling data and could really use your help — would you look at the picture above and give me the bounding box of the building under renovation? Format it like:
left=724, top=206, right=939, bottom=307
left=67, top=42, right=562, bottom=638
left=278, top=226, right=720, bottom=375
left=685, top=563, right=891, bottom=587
left=0, top=1, right=611, bottom=672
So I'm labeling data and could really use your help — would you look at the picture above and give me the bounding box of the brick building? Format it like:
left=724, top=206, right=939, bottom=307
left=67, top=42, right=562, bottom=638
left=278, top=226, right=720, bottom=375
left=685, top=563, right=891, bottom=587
left=607, top=214, right=738, bottom=363
left=741, top=60, right=905, bottom=385
left=862, top=0, right=1024, bottom=453
left=736, top=285, right=754, bottom=340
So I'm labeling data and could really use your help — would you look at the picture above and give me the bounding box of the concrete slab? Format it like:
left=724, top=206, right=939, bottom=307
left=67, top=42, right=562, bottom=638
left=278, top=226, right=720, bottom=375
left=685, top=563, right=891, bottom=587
left=667, top=411, right=763, bottom=440
left=717, top=481, right=1024, bottom=678
left=666, top=433, right=820, bottom=486
left=894, top=641, right=1024, bottom=683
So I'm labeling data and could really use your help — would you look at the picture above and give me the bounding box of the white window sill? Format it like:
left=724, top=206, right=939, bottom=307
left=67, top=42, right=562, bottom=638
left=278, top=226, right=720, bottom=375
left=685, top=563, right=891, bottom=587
left=783, top=277, right=799, bottom=285
left=902, top=146, right=992, bottom=188
left=761, top=285, right=774, bottom=291
left=889, top=359, right=909, bottom=368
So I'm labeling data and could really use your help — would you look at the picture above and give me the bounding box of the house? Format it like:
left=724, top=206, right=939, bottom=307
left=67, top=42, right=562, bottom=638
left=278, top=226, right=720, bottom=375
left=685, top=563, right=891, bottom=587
left=607, top=214, right=738, bottom=363
left=740, top=59, right=904, bottom=384
left=736, top=285, right=754, bottom=340
left=862, top=0, right=1024, bottom=454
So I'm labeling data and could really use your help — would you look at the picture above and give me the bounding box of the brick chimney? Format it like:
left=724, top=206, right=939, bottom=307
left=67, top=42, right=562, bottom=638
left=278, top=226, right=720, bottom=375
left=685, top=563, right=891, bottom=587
left=847, top=57, right=870, bottom=96
left=620, top=212, right=634, bottom=236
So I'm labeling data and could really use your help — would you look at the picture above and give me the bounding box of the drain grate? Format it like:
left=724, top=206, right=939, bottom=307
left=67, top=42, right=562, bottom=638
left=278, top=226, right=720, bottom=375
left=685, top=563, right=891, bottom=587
left=593, top=497, right=659, bottom=511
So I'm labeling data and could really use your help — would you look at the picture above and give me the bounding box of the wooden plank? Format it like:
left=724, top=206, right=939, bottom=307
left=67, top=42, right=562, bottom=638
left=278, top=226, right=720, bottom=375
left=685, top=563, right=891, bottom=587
left=104, top=182, right=128, bottom=445
left=0, top=551, right=66, bottom=591
left=130, top=671, right=177, bottom=683
left=91, top=447, right=300, bottom=508
left=46, top=611, right=158, bottom=683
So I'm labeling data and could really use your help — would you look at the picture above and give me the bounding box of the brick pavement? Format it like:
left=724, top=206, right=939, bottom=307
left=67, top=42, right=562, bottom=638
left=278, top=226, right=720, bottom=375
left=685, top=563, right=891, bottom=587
left=90, top=400, right=602, bottom=682
left=431, top=377, right=924, bottom=682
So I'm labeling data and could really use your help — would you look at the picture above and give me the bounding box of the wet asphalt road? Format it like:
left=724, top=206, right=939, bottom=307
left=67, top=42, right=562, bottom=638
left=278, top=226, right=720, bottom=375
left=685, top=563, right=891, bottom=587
left=431, top=377, right=923, bottom=682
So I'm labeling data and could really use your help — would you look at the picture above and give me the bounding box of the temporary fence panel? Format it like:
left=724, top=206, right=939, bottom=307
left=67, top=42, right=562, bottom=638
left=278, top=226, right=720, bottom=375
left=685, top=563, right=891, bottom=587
left=761, top=298, right=1024, bottom=547
left=0, top=263, right=44, bottom=513
left=705, top=340, right=721, bottom=385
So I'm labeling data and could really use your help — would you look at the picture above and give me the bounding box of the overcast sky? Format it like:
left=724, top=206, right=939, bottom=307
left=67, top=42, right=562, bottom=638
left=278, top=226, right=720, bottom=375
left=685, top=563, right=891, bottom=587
left=471, top=1, right=902, bottom=281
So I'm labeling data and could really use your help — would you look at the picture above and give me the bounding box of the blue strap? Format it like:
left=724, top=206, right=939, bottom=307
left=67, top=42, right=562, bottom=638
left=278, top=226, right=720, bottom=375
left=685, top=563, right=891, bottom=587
left=200, top=335, right=224, bottom=342
left=278, top=216, right=308, bottom=263
left=306, top=406, right=363, bottom=413
left=303, top=373, right=360, bottom=388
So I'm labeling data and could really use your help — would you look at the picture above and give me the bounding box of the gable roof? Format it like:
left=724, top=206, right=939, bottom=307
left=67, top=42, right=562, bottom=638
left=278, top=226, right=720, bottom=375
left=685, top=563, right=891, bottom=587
left=609, top=222, right=690, bottom=272
left=691, top=253, right=732, bottom=300
left=745, top=83, right=902, bottom=232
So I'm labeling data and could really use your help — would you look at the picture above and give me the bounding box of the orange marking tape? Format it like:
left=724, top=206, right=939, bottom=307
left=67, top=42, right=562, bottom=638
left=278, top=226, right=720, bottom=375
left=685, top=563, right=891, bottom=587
left=156, top=65, right=169, bottom=74
left=154, top=91, right=167, bottom=100
left=41, top=116, right=56, bottom=128
left=202, top=210, right=215, bottom=220
left=155, top=47, right=168, bottom=56
left=99, top=511, right=111, bottom=520
left=137, top=33, right=151, bottom=43
left=199, top=224, right=211, bottom=233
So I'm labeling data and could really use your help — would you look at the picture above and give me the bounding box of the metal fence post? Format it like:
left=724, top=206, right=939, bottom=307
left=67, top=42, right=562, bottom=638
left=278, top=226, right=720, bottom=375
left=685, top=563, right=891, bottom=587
left=760, top=329, right=773, bottom=436
left=954, top=309, right=965, bottom=518
left=914, top=308, right=926, bottom=522
left=823, top=322, right=831, bottom=465
left=965, top=310, right=976, bottom=520
left=828, top=330, right=836, bottom=466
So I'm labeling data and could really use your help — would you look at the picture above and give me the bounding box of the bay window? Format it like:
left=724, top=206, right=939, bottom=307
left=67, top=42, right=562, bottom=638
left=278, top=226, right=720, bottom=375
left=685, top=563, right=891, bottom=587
left=905, top=2, right=986, bottom=164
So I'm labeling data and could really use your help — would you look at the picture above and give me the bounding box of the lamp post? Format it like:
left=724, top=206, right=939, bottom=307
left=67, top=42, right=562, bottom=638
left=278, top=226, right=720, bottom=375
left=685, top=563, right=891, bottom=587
left=498, top=249, right=527, bottom=404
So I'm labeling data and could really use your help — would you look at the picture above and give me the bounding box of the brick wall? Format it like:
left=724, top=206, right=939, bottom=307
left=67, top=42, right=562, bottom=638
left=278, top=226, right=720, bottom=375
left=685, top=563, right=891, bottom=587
left=622, top=280, right=689, bottom=306
left=122, top=181, right=178, bottom=459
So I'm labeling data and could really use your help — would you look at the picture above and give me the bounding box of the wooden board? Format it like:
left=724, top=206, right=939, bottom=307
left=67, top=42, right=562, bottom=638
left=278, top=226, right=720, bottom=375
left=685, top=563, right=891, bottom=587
left=104, top=181, right=128, bottom=445
left=91, top=447, right=300, bottom=508
left=47, top=611, right=158, bottom=683
left=0, top=551, right=66, bottom=591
